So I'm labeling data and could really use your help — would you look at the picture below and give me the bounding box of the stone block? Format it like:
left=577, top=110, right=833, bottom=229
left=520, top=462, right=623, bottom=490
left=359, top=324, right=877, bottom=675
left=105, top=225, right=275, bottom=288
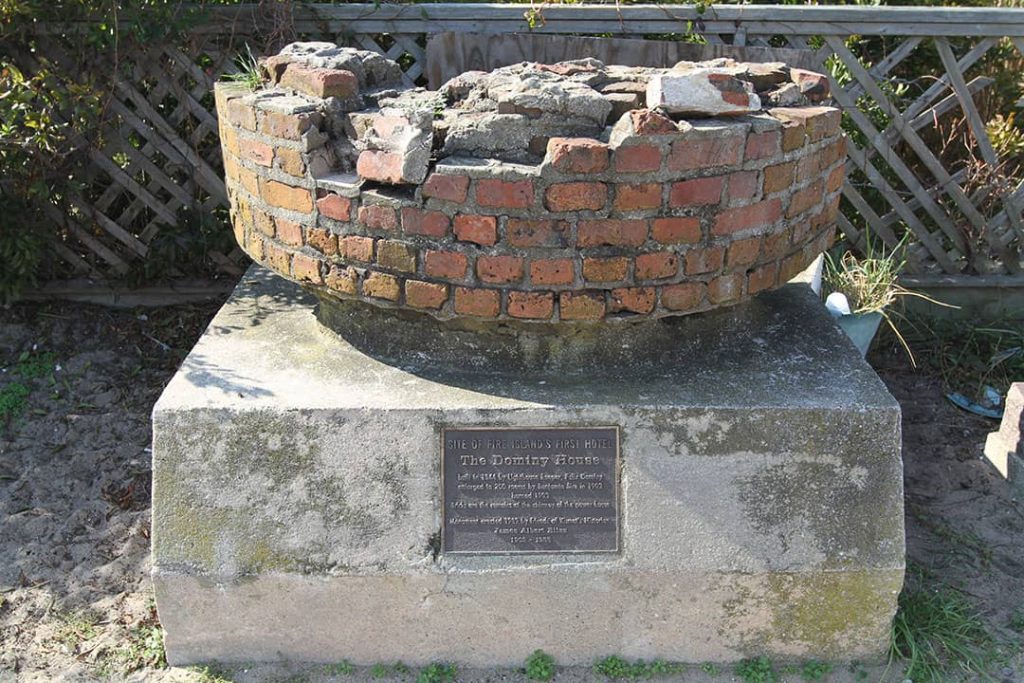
left=984, top=383, right=1024, bottom=497
left=153, top=266, right=903, bottom=667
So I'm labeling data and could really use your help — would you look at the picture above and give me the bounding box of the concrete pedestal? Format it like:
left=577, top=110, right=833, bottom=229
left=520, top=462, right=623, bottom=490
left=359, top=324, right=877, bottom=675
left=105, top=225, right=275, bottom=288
left=152, top=266, right=904, bottom=666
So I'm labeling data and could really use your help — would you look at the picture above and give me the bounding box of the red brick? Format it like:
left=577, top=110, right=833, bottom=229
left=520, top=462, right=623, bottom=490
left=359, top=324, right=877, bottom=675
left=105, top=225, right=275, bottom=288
left=791, top=68, right=831, bottom=101
left=476, top=179, right=534, bottom=208
left=292, top=253, right=323, bottom=284
left=662, top=283, right=705, bottom=312
left=713, top=199, right=783, bottom=236
left=781, top=251, right=808, bottom=282
left=276, top=147, right=305, bottom=176
left=401, top=207, right=450, bottom=238
left=729, top=171, right=760, bottom=202
left=635, top=252, right=678, bottom=280
left=795, top=154, right=821, bottom=184
left=770, top=107, right=841, bottom=143
left=476, top=255, right=524, bottom=284
left=357, top=150, right=405, bottom=184
left=239, top=137, right=273, bottom=166
left=727, top=237, right=761, bottom=268
left=340, top=235, right=374, bottom=262
left=306, top=227, right=337, bottom=256
left=667, top=135, right=744, bottom=172
left=629, top=109, right=676, bottom=135
left=275, top=217, right=304, bottom=247
left=614, top=183, right=662, bottom=211
left=763, top=229, right=792, bottom=260
left=259, top=110, right=317, bottom=140
left=424, top=250, right=468, bottom=279
left=363, top=271, right=401, bottom=301
left=826, top=164, right=845, bottom=194
left=669, top=177, right=725, bottom=207
left=708, top=272, right=744, bottom=303
left=507, top=219, right=568, bottom=248
left=326, top=265, right=358, bottom=295
left=405, top=280, right=448, bottom=310
left=764, top=162, right=795, bottom=194
left=748, top=262, right=779, bottom=294
left=280, top=64, right=359, bottom=99
left=651, top=217, right=701, bottom=245
left=610, top=287, right=655, bottom=314
left=316, top=192, right=353, bottom=221
left=787, top=181, right=824, bottom=218
left=745, top=131, right=780, bottom=160
left=260, top=179, right=313, bottom=213
left=546, top=137, right=610, bottom=174
left=376, top=240, right=417, bottom=272
left=578, top=219, right=647, bottom=247
left=614, top=145, right=662, bottom=173
left=559, top=291, right=605, bottom=320
left=453, top=214, right=497, bottom=246
left=358, top=204, right=398, bottom=231
left=422, top=174, right=470, bottom=203
left=530, top=259, right=574, bottom=286
left=685, top=246, right=725, bottom=274
left=545, top=182, right=607, bottom=212
left=579, top=257, right=626, bottom=282
left=508, top=291, right=554, bottom=320
left=455, top=287, right=500, bottom=317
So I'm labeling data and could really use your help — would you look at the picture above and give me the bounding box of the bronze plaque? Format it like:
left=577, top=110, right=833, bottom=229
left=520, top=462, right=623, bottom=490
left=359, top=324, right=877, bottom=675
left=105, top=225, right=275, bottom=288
left=441, top=426, right=620, bottom=554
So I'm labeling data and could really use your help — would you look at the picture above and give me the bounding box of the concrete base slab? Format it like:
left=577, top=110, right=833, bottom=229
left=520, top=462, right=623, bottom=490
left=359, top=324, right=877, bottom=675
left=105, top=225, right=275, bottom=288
left=152, top=266, right=904, bottom=666
left=985, top=383, right=1024, bottom=499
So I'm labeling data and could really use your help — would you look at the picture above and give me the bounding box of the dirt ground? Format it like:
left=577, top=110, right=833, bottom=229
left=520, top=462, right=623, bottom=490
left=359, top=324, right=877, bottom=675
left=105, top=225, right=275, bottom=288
left=0, top=297, right=1021, bottom=682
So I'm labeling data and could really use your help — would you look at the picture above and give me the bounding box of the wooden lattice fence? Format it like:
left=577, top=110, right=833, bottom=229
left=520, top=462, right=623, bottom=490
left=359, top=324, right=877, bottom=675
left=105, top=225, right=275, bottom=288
left=24, top=4, right=1024, bottom=289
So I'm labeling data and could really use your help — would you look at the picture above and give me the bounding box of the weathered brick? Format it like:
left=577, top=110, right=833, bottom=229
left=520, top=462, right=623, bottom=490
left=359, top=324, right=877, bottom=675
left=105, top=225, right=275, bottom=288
left=240, top=137, right=274, bottom=167
left=770, top=106, right=841, bottom=143
left=376, top=240, right=417, bottom=273
left=422, top=173, right=470, bottom=203
left=727, top=237, right=761, bottom=268
left=530, top=259, right=574, bottom=286
left=763, top=162, right=795, bottom=194
left=507, top=219, right=568, bottom=248
left=546, top=137, right=610, bottom=174
left=685, top=246, right=725, bottom=275
left=791, top=68, right=831, bottom=101
left=748, top=262, right=779, bottom=294
left=477, top=255, right=524, bottom=284
left=614, top=145, right=662, bottom=173
left=260, top=110, right=316, bottom=140
left=316, top=192, right=353, bottom=221
left=578, top=219, right=647, bottom=247
left=780, top=251, right=808, bottom=282
left=745, top=131, right=780, bottom=160
left=610, top=287, right=655, bottom=314
left=667, top=135, right=744, bottom=172
left=424, top=250, right=468, bottom=279
left=545, top=182, right=607, bottom=212
left=559, top=291, right=605, bottom=320
left=635, top=252, right=678, bottom=280
left=264, top=241, right=291, bottom=274
left=226, top=99, right=257, bottom=131
left=476, top=179, right=534, bottom=208
left=708, top=272, right=743, bottom=303
left=253, top=210, right=275, bottom=237
left=340, top=235, right=374, bottom=262
left=260, top=179, right=313, bottom=213
left=306, top=227, right=338, bottom=256
left=280, top=64, right=359, bottom=100
left=826, top=164, right=845, bottom=194
left=235, top=165, right=260, bottom=197
left=795, top=154, right=821, bottom=184
left=508, top=291, right=554, bottom=319
left=455, top=287, right=500, bottom=317
left=292, top=253, right=323, bottom=284
left=713, top=199, right=783, bottom=236
left=245, top=231, right=265, bottom=262
left=729, top=171, right=760, bottom=202
left=661, top=282, right=705, bottom=312
left=669, top=176, right=725, bottom=207
left=357, top=150, right=405, bottom=184
left=363, top=271, right=401, bottom=301
left=405, top=280, right=448, bottom=310
left=275, top=217, right=304, bottom=247
left=325, top=264, right=358, bottom=295
left=580, top=257, right=627, bottom=283
left=453, top=214, right=497, bottom=246
left=763, top=229, right=792, bottom=260
left=629, top=109, right=676, bottom=135
left=358, top=204, right=398, bottom=231
left=651, top=217, right=701, bottom=245
left=614, top=183, right=662, bottom=211
left=402, top=207, right=450, bottom=238
left=275, top=147, right=305, bottom=177
left=787, top=180, right=824, bottom=218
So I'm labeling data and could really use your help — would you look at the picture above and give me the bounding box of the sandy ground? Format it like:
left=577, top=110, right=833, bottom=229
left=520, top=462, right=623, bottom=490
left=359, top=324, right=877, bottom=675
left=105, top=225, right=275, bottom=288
left=0, top=298, right=1021, bottom=682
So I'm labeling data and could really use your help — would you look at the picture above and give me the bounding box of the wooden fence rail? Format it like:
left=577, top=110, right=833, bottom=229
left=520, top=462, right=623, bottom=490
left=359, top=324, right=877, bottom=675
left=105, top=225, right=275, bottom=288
left=25, top=4, right=1024, bottom=286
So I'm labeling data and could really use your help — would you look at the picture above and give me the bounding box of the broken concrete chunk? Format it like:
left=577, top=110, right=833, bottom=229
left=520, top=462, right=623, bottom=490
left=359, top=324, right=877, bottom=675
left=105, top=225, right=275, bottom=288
left=790, top=68, right=831, bottom=102
left=743, top=62, right=791, bottom=92
left=647, top=69, right=761, bottom=116
left=603, top=92, right=643, bottom=121
left=278, top=42, right=404, bottom=88
left=356, top=107, right=433, bottom=185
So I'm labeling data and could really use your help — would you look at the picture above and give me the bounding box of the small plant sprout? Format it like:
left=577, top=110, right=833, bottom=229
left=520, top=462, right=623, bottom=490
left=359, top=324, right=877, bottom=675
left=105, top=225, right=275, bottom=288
left=417, top=662, right=457, bottom=683
left=800, top=659, right=832, bottom=681
left=734, top=656, right=776, bottom=683
left=221, top=44, right=264, bottom=91
left=524, top=649, right=556, bottom=681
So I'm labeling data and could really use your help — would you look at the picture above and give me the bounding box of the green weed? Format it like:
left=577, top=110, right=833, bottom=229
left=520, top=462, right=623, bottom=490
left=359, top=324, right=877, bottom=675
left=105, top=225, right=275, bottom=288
left=53, top=609, right=100, bottom=651
left=107, top=623, right=167, bottom=672
left=593, top=656, right=684, bottom=679
left=734, top=656, right=776, bottom=683
left=370, top=663, right=391, bottom=678
left=700, top=662, right=721, bottom=675
left=417, top=662, right=457, bottom=683
left=800, top=659, right=832, bottom=681
left=524, top=649, right=556, bottom=681
left=191, top=665, right=235, bottom=683
left=1010, top=610, right=1024, bottom=632
left=221, top=44, right=264, bottom=90
left=326, top=660, right=355, bottom=675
